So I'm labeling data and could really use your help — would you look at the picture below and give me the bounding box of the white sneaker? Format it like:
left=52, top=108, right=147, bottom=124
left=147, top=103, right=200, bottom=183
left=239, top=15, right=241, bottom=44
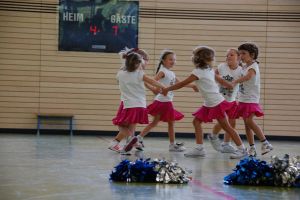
left=134, top=140, right=144, bottom=151
left=108, top=141, right=121, bottom=152
left=230, top=148, right=248, bottom=159
left=208, top=135, right=222, bottom=152
left=247, top=146, right=257, bottom=157
left=221, top=143, right=237, bottom=153
left=169, top=143, right=186, bottom=152
left=261, top=143, right=273, bottom=155
left=123, top=136, right=138, bottom=152
left=134, top=136, right=144, bottom=151
left=184, top=147, right=206, bottom=157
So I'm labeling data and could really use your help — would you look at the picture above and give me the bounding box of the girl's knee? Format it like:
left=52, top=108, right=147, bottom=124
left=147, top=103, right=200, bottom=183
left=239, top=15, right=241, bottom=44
left=193, top=118, right=200, bottom=125
left=151, top=120, right=159, bottom=127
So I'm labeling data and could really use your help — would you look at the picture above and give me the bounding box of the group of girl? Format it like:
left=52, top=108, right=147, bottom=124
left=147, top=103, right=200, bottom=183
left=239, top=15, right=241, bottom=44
left=108, top=43, right=273, bottom=159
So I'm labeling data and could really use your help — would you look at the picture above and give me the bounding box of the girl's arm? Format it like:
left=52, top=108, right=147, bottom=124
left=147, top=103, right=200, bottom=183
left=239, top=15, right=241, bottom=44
left=143, top=74, right=165, bottom=89
left=144, top=82, right=160, bottom=94
left=215, top=74, right=233, bottom=89
left=154, top=71, right=165, bottom=81
left=175, top=77, right=199, bottom=92
left=232, top=69, right=256, bottom=86
left=162, top=74, right=198, bottom=95
left=144, top=71, right=165, bottom=94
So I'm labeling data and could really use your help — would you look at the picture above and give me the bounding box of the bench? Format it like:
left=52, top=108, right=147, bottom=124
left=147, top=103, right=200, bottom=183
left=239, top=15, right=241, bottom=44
left=36, top=114, right=74, bottom=138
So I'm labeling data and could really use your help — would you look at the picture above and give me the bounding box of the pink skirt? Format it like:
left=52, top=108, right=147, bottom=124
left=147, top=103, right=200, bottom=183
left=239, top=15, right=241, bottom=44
left=192, top=100, right=232, bottom=123
left=147, top=100, right=184, bottom=122
left=226, top=101, right=238, bottom=119
left=235, top=102, right=264, bottom=119
left=112, top=101, right=149, bottom=126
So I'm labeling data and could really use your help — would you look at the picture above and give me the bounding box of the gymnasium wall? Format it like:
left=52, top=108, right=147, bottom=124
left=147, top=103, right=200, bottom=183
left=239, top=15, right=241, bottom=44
left=0, top=0, right=299, bottom=136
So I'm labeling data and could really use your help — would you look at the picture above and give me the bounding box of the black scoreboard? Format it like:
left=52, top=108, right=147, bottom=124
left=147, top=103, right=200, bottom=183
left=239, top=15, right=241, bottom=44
left=59, top=0, right=139, bottom=53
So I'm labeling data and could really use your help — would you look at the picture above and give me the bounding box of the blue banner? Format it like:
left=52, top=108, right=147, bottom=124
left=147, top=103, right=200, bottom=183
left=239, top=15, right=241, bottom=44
left=59, top=0, right=139, bottom=52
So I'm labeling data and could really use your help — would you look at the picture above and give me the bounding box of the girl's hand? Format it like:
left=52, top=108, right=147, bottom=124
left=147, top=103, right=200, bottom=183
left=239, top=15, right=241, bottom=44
left=152, top=87, right=161, bottom=95
left=232, top=80, right=238, bottom=88
left=161, top=88, right=169, bottom=96
left=192, top=85, right=199, bottom=92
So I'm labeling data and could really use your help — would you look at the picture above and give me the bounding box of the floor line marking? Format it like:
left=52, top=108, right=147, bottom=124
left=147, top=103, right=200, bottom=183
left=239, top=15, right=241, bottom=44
left=191, top=179, right=236, bottom=200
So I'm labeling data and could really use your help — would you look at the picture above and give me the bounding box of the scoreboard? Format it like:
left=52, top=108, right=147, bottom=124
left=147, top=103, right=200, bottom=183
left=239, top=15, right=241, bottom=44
left=59, top=0, right=139, bottom=53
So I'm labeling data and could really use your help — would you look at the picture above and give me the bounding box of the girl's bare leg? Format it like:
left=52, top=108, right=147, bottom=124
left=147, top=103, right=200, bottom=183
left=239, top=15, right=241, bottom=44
left=193, top=118, right=203, bottom=144
left=139, top=115, right=161, bottom=137
left=243, top=118, right=255, bottom=145
left=224, top=119, right=236, bottom=142
left=212, top=123, right=222, bottom=136
left=115, top=125, right=131, bottom=142
left=217, top=117, right=243, bottom=146
left=167, top=120, right=175, bottom=144
left=244, top=114, right=266, bottom=141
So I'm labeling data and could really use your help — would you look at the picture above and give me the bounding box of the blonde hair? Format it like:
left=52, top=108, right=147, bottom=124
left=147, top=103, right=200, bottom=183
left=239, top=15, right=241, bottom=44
left=226, top=48, right=239, bottom=56
left=192, top=46, right=215, bottom=69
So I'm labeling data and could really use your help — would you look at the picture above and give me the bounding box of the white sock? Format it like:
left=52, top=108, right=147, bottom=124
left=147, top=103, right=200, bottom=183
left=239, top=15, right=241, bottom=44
left=137, top=135, right=143, bottom=141
left=111, top=139, right=119, bottom=145
left=237, top=144, right=245, bottom=150
left=196, top=144, right=203, bottom=149
left=222, top=142, right=230, bottom=145
left=262, top=140, right=269, bottom=145
left=210, top=134, right=218, bottom=139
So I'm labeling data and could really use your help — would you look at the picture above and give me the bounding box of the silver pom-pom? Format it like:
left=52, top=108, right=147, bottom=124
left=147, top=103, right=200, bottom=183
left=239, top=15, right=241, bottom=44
left=154, top=159, right=191, bottom=184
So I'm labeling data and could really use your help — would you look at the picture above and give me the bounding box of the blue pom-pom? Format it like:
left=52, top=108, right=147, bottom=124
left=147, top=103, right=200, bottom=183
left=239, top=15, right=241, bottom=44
left=224, top=155, right=300, bottom=187
left=224, top=157, right=274, bottom=186
left=110, top=158, right=191, bottom=184
left=110, top=159, right=157, bottom=182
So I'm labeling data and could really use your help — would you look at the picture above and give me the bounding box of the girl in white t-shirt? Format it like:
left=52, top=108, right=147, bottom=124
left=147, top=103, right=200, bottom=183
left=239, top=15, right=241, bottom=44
left=136, top=49, right=198, bottom=152
left=162, top=46, right=247, bottom=159
left=233, top=42, right=273, bottom=156
left=109, top=51, right=165, bottom=153
left=208, top=49, right=242, bottom=153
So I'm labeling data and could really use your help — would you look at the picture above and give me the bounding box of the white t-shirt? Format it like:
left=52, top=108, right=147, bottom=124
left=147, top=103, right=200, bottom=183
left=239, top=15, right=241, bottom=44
left=117, top=69, right=146, bottom=108
left=154, top=66, right=175, bottom=102
left=192, top=67, right=225, bottom=107
left=238, top=62, right=260, bottom=103
left=217, top=63, right=242, bottom=102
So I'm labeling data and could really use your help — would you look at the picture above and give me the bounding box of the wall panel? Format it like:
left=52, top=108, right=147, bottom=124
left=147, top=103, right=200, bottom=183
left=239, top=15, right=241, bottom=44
left=0, top=0, right=299, bottom=137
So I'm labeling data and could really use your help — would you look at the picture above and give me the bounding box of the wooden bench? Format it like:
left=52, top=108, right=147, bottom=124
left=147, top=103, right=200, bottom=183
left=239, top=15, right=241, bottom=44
left=37, top=114, right=74, bottom=137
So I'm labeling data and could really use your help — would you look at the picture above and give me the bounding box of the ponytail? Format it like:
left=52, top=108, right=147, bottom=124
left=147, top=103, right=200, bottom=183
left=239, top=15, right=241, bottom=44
left=156, top=61, right=163, bottom=74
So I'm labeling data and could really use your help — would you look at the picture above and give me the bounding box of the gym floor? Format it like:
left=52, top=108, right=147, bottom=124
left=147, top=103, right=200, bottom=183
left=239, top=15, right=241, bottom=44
left=0, top=134, right=299, bottom=200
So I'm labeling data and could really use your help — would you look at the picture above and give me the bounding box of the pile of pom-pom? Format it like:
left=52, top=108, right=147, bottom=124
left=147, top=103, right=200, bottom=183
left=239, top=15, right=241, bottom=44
left=224, top=154, right=300, bottom=187
left=110, top=158, right=190, bottom=184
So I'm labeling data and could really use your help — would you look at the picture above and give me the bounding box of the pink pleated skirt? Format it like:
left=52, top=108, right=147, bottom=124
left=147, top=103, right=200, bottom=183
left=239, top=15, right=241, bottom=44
left=192, top=100, right=232, bottom=123
left=147, top=100, right=184, bottom=122
left=235, top=102, right=264, bottom=119
left=226, top=101, right=238, bottom=119
left=112, top=101, right=149, bottom=126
